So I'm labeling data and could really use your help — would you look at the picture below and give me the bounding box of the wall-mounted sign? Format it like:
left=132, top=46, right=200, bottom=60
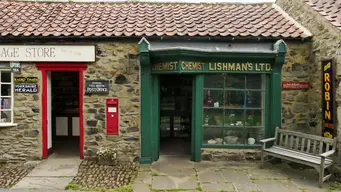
left=85, top=80, right=109, bottom=94
left=151, top=61, right=272, bottom=73
left=14, top=77, right=38, bottom=84
left=10, top=62, right=21, bottom=73
left=322, top=59, right=335, bottom=140
left=15, top=84, right=38, bottom=93
left=282, top=82, right=309, bottom=90
left=0, top=45, right=95, bottom=62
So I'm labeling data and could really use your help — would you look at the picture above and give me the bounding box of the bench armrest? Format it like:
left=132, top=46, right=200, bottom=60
left=260, top=138, right=276, bottom=143
left=320, top=150, right=335, bottom=158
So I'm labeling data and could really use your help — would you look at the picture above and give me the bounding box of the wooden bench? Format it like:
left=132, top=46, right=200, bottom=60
left=260, top=127, right=336, bottom=187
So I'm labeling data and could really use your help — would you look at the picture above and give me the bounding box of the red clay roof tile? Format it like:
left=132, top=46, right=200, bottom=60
left=0, top=1, right=311, bottom=38
left=306, top=0, right=341, bottom=30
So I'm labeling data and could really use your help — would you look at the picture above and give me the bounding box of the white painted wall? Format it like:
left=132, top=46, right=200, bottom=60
left=22, top=0, right=275, bottom=3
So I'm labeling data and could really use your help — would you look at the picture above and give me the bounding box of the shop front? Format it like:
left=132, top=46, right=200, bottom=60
left=139, top=39, right=288, bottom=164
left=0, top=45, right=95, bottom=160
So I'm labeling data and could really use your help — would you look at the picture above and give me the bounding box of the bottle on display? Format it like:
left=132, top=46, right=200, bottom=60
left=204, top=90, right=213, bottom=107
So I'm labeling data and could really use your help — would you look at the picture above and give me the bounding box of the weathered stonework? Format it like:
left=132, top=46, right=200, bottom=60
left=281, top=42, right=314, bottom=134
left=83, top=43, right=140, bottom=163
left=201, top=149, right=261, bottom=162
left=277, top=0, right=341, bottom=161
left=0, top=63, right=42, bottom=162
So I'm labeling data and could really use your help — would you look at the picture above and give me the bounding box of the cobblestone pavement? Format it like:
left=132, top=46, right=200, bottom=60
left=133, top=155, right=341, bottom=192
left=0, top=163, right=35, bottom=188
left=70, top=160, right=138, bottom=190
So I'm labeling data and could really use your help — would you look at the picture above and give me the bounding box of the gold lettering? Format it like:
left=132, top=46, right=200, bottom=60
left=259, top=63, right=265, bottom=71
left=327, top=101, right=330, bottom=111
left=241, top=63, right=247, bottom=71
left=255, top=64, right=260, bottom=71
left=209, top=63, right=214, bottom=70
left=325, top=110, right=331, bottom=120
left=324, top=73, right=331, bottom=82
left=181, top=61, right=186, bottom=70
left=216, top=63, right=221, bottom=70
left=324, top=62, right=331, bottom=71
left=222, top=63, right=228, bottom=70
left=228, top=63, right=235, bottom=70
left=236, top=63, right=241, bottom=71
left=325, top=92, right=330, bottom=101
left=266, top=64, right=271, bottom=71
left=325, top=82, right=331, bottom=91
left=247, top=63, right=253, bottom=70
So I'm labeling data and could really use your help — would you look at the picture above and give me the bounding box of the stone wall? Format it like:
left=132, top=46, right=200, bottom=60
left=0, top=63, right=42, bottom=162
left=281, top=42, right=314, bottom=134
left=201, top=149, right=261, bottom=161
left=276, top=0, right=341, bottom=160
left=83, top=43, right=140, bottom=163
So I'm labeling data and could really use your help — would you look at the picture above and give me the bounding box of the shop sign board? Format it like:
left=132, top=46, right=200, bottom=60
left=14, top=77, right=38, bottom=83
left=151, top=61, right=272, bottom=73
left=85, top=80, right=109, bottom=94
left=15, top=84, right=38, bottom=93
left=10, top=62, right=21, bottom=73
left=282, top=82, right=309, bottom=90
left=0, top=45, right=95, bottom=62
left=322, top=59, right=335, bottom=140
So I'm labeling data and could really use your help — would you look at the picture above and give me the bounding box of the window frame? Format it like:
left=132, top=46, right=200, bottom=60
left=202, top=73, right=269, bottom=148
left=0, top=69, right=15, bottom=126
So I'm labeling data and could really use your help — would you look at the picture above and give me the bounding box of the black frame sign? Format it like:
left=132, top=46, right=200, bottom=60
left=322, top=59, right=335, bottom=139
left=85, top=80, right=109, bottom=94
left=14, top=77, right=38, bottom=93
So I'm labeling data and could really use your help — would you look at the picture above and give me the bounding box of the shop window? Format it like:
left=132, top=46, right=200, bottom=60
left=0, top=71, right=13, bottom=124
left=203, top=74, right=266, bottom=147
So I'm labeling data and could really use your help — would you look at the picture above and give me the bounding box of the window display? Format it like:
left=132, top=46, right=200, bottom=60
left=203, top=74, right=266, bottom=146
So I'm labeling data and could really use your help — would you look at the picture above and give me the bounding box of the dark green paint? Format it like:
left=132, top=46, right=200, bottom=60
left=139, top=39, right=287, bottom=164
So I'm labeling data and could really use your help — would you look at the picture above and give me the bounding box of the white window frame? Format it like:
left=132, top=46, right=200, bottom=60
left=0, top=66, right=16, bottom=127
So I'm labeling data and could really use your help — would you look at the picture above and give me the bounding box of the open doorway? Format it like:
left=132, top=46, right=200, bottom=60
left=159, top=75, right=193, bottom=156
left=47, top=71, right=80, bottom=157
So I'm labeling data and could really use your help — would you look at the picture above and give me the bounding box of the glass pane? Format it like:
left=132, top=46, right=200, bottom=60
left=224, top=109, right=244, bottom=126
left=1, top=84, right=11, bottom=96
left=224, top=128, right=246, bottom=145
left=246, top=74, right=262, bottom=89
left=204, top=74, right=224, bottom=88
left=0, top=110, right=11, bottom=123
left=203, top=90, right=223, bottom=107
left=246, top=128, right=264, bottom=145
left=225, top=91, right=245, bottom=107
left=245, top=110, right=264, bottom=126
left=203, top=127, right=223, bottom=144
left=1, top=98, right=11, bottom=109
left=1, top=72, right=11, bottom=83
left=246, top=91, right=264, bottom=108
left=203, top=108, right=224, bottom=126
left=225, top=74, right=245, bottom=89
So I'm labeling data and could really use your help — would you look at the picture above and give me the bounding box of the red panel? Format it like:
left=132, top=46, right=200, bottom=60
left=37, top=63, right=87, bottom=159
left=282, top=82, right=309, bottom=90
left=106, top=98, right=119, bottom=135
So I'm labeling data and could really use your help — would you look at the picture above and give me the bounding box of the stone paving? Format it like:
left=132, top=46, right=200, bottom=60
left=0, top=162, right=36, bottom=188
left=133, top=155, right=341, bottom=192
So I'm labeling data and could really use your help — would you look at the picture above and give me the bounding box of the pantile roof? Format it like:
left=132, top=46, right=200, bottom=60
left=0, top=1, right=312, bottom=38
left=305, top=0, right=341, bottom=30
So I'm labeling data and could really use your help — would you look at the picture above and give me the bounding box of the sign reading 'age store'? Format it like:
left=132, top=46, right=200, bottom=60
left=0, top=45, right=95, bottom=62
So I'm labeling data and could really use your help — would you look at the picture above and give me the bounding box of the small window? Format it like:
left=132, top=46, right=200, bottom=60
left=0, top=70, right=13, bottom=124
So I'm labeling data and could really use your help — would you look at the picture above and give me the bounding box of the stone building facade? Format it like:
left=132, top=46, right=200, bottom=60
left=276, top=0, right=341, bottom=160
left=0, top=1, right=317, bottom=163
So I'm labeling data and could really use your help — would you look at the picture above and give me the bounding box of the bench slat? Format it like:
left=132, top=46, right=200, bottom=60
left=313, top=140, right=317, bottom=154
left=289, top=135, right=294, bottom=149
left=285, top=134, right=289, bottom=147
left=319, top=141, right=323, bottom=153
left=265, top=146, right=332, bottom=165
left=278, top=129, right=334, bottom=143
left=306, top=139, right=311, bottom=153
left=279, top=133, right=283, bottom=146
left=295, top=136, right=299, bottom=150
left=301, top=138, right=305, bottom=152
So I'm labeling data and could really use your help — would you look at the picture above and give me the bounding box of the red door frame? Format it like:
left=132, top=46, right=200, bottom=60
left=36, top=63, right=87, bottom=159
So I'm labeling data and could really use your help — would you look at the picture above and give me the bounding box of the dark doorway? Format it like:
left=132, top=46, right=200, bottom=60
left=50, top=71, right=80, bottom=157
left=159, top=75, right=193, bottom=156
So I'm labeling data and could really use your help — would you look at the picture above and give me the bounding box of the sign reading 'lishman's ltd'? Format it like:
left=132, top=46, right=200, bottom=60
left=0, top=45, right=95, bottom=62
left=152, top=61, right=272, bottom=72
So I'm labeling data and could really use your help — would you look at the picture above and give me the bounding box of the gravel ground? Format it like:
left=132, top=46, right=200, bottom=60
left=0, top=163, right=34, bottom=188
left=70, top=160, right=138, bottom=190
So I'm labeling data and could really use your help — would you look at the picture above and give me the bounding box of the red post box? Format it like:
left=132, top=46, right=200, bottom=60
left=106, top=98, right=119, bottom=135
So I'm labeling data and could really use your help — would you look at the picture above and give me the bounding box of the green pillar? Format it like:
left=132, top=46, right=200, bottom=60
left=269, top=40, right=287, bottom=138
left=139, top=38, right=153, bottom=164
left=151, top=75, right=160, bottom=161
left=192, top=74, right=204, bottom=162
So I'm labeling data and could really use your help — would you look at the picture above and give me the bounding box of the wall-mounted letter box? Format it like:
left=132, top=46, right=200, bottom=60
left=106, top=98, right=119, bottom=135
